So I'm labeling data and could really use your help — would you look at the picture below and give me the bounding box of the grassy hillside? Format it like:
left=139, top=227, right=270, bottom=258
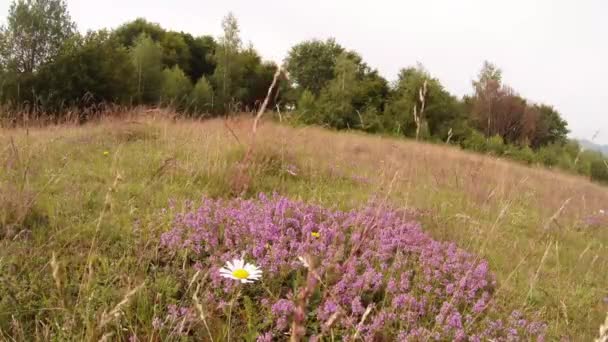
left=1, top=113, right=607, bottom=341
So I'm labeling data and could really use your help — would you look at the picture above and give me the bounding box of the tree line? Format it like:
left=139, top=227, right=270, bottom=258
left=0, top=0, right=606, bottom=183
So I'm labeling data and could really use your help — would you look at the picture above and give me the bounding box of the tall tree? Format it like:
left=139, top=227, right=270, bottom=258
left=35, top=30, right=135, bottom=111
left=160, top=31, right=192, bottom=77
left=160, top=65, right=192, bottom=109
left=0, top=0, right=75, bottom=73
left=385, top=65, right=466, bottom=140
left=113, top=18, right=165, bottom=48
left=472, top=61, right=502, bottom=137
left=530, top=104, right=569, bottom=148
left=212, top=12, right=242, bottom=113
left=131, top=34, right=163, bottom=104
left=189, top=76, right=214, bottom=115
left=317, top=53, right=359, bottom=129
left=238, top=46, right=277, bottom=111
left=181, top=33, right=215, bottom=82
left=285, top=39, right=344, bottom=96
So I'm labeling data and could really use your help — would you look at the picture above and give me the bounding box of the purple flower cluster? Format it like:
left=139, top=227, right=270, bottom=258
left=160, top=194, right=546, bottom=340
left=583, top=209, right=607, bottom=228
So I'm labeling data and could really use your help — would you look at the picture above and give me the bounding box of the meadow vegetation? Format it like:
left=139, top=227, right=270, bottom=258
left=2, top=0, right=608, bottom=340
left=1, top=113, right=607, bottom=340
left=1, top=0, right=607, bottom=184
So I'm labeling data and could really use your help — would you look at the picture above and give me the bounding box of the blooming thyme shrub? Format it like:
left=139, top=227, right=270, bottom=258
left=583, top=209, right=608, bottom=229
left=160, top=194, right=546, bottom=341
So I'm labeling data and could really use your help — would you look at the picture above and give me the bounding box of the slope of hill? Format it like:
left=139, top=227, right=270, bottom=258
left=579, top=138, right=608, bottom=155
left=1, top=113, right=607, bottom=340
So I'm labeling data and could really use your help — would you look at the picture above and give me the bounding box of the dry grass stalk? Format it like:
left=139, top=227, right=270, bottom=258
left=525, top=240, right=553, bottom=305
left=543, top=198, right=571, bottom=230
left=99, top=281, right=145, bottom=329
left=50, top=252, right=65, bottom=308
left=290, top=265, right=318, bottom=342
left=352, top=305, right=374, bottom=339
left=231, top=67, right=286, bottom=194
left=78, top=168, right=123, bottom=301
left=413, top=79, right=428, bottom=141
left=597, top=311, right=608, bottom=342
left=191, top=272, right=214, bottom=342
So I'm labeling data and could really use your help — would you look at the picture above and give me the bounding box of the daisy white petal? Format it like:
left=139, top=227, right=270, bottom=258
left=219, top=258, right=262, bottom=284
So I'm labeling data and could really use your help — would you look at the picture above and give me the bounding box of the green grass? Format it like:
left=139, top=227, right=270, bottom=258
left=1, top=116, right=607, bottom=340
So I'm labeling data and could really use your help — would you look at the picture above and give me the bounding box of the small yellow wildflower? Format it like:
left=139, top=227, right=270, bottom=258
left=103, top=151, right=110, bottom=156
left=311, top=232, right=320, bottom=238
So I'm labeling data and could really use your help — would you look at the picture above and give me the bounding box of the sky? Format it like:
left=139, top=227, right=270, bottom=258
left=1, top=0, right=607, bottom=144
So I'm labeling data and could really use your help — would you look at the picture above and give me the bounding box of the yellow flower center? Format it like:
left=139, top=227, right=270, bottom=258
left=311, top=232, right=320, bottom=238
left=232, top=268, right=250, bottom=279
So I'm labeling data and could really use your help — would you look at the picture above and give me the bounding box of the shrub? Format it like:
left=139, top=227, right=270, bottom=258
left=160, top=66, right=192, bottom=109
left=462, top=130, right=487, bottom=153
left=590, top=159, right=608, bottom=183
left=506, top=145, right=536, bottom=165
left=159, top=194, right=546, bottom=340
left=189, top=76, right=214, bottom=115
left=296, top=90, right=317, bottom=124
left=536, top=144, right=561, bottom=167
left=486, top=135, right=505, bottom=155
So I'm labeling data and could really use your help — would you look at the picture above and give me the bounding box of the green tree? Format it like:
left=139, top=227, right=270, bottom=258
left=385, top=66, right=465, bottom=140
left=590, top=158, right=608, bottom=183
left=181, top=33, right=215, bottom=82
left=113, top=19, right=217, bottom=84
left=160, top=31, right=192, bottom=77
left=212, top=12, right=242, bottom=113
left=35, top=30, right=135, bottom=112
left=131, top=34, right=163, bottom=104
left=113, top=18, right=165, bottom=47
left=296, top=89, right=317, bottom=123
left=238, top=47, right=278, bottom=110
left=530, top=104, right=569, bottom=148
left=317, top=53, right=358, bottom=129
left=472, top=61, right=502, bottom=137
left=189, top=76, right=214, bottom=115
left=285, top=38, right=344, bottom=96
left=0, top=0, right=75, bottom=73
left=160, top=65, right=192, bottom=108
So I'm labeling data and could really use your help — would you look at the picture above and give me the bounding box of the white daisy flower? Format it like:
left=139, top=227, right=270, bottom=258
left=219, top=258, right=262, bottom=284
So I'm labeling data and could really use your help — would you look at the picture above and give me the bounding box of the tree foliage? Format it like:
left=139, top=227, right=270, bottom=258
left=211, top=12, right=244, bottom=113
left=36, top=30, right=135, bottom=110
left=384, top=66, right=466, bottom=140
left=131, top=34, right=163, bottom=104
left=0, top=0, right=75, bottom=73
left=189, top=76, right=214, bottom=115
left=160, top=65, right=192, bottom=108
left=285, top=39, right=344, bottom=96
left=0, top=4, right=605, bottom=184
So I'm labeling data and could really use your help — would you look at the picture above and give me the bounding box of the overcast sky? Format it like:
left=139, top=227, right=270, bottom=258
left=1, top=0, right=606, bottom=143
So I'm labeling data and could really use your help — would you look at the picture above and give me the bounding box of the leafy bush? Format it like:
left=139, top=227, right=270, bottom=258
left=537, top=144, right=561, bottom=167
left=486, top=135, right=505, bottom=155
left=296, top=90, right=317, bottom=124
left=189, top=76, right=214, bottom=115
left=160, top=66, right=192, bottom=108
left=160, top=194, right=546, bottom=340
left=462, top=130, right=488, bottom=153
left=590, top=159, right=608, bottom=183
left=506, top=145, right=536, bottom=165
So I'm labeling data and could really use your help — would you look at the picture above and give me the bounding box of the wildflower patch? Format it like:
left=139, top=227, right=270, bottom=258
left=160, top=194, right=546, bottom=340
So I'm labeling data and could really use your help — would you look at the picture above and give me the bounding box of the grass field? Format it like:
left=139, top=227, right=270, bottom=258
left=1, top=112, right=607, bottom=341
